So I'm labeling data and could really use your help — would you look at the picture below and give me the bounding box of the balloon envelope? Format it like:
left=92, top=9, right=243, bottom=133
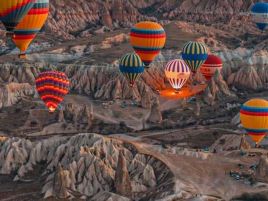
left=182, top=41, right=208, bottom=74
left=240, top=98, right=268, bottom=144
left=12, top=0, right=49, bottom=58
left=130, top=21, right=166, bottom=67
left=200, top=54, right=223, bottom=81
left=36, top=71, right=69, bottom=113
left=251, top=2, right=268, bottom=31
left=0, top=0, right=35, bottom=32
left=119, top=53, right=144, bottom=87
left=165, top=59, right=190, bottom=90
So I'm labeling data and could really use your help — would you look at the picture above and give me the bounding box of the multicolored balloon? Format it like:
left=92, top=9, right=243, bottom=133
left=200, top=54, right=223, bottom=81
left=240, top=98, right=268, bottom=145
left=12, top=0, right=49, bottom=59
left=0, top=0, right=35, bottom=33
left=182, top=41, right=208, bottom=74
left=130, top=21, right=166, bottom=67
left=251, top=2, right=268, bottom=31
left=165, top=59, right=190, bottom=91
left=36, top=71, right=69, bottom=113
left=119, top=53, right=144, bottom=87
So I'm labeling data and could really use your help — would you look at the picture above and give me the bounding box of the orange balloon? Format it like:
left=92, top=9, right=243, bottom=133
left=130, top=21, right=166, bottom=67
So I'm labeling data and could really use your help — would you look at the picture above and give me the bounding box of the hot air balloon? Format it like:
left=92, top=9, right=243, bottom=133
left=240, top=98, right=268, bottom=146
left=36, top=71, right=69, bottom=113
left=130, top=21, right=166, bottom=67
left=165, top=59, right=190, bottom=93
left=182, top=41, right=208, bottom=75
left=251, top=2, right=268, bottom=31
left=0, top=0, right=35, bottom=34
left=119, top=53, right=145, bottom=87
left=12, top=0, right=49, bottom=59
left=200, top=54, right=223, bottom=81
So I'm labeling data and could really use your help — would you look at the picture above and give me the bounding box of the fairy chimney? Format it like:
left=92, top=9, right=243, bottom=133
left=115, top=150, right=132, bottom=197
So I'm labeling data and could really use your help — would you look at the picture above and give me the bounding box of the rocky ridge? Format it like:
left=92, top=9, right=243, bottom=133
left=0, top=63, right=159, bottom=109
left=0, top=133, right=174, bottom=200
left=45, top=0, right=264, bottom=39
left=1, top=59, right=268, bottom=110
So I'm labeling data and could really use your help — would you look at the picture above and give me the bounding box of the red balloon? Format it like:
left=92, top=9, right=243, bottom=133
left=200, top=54, right=223, bottom=81
left=36, top=71, right=70, bottom=113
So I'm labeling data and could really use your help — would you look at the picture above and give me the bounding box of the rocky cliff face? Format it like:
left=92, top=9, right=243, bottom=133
left=0, top=63, right=162, bottom=109
left=64, top=64, right=162, bottom=108
left=0, top=63, right=40, bottom=84
left=45, top=0, right=261, bottom=39
left=0, top=133, right=174, bottom=200
left=47, top=0, right=149, bottom=39
left=0, top=82, right=35, bottom=109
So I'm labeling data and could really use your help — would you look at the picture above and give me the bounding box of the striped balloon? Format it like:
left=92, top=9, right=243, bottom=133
left=182, top=41, right=208, bottom=74
left=240, top=98, right=268, bottom=145
left=130, top=21, right=166, bottom=67
left=0, top=0, right=35, bottom=32
left=119, top=53, right=145, bottom=87
left=12, top=0, right=49, bottom=59
left=200, top=54, right=223, bottom=81
left=251, top=2, right=268, bottom=31
left=165, top=59, right=190, bottom=90
left=36, top=71, right=69, bottom=113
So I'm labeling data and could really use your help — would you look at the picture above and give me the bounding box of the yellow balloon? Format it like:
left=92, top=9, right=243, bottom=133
left=12, top=0, right=49, bottom=59
left=240, top=98, right=268, bottom=144
left=0, top=0, right=35, bottom=32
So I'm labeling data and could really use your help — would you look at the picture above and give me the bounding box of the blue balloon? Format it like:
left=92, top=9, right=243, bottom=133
left=251, top=2, right=268, bottom=31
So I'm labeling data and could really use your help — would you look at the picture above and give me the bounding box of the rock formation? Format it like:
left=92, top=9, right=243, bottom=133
left=257, top=64, right=268, bottom=85
left=210, top=135, right=245, bottom=152
left=58, top=109, right=65, bottom=123
left=0, top=82, right=35, bottom=109
left=52, top=164, right=73, bottom=199
left=0, top=134, right=174, bottom=200
left=91, top=192, right=131, bottom=201
left=0, top=64, right=161, bottom=108
left=203, top=70, right=236, bottom=105
left=227, top=65, right=263, bottom=90
left=2, top=61, right=268, bottom=116
left=115, top=150, right=132, bottom=197
left=63, top=65, right=159, bottom=107
left=231, top=113, right=241, bottom=127
left=239, top=135, right=251, bottom=150
left=63, top=103, right=93, bottom=126
left=0, top=63, right=39, bottom=83
left=256, top=156, right=268, bottom=183
left=47, top=0, right=146, bottom=39
left=44, top=0, right=259, bottom=39
left=147, top=99, right=162, bottom=123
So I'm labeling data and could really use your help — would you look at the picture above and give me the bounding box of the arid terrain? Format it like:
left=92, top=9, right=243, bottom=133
left=0, top=0, right=268, bottom=200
